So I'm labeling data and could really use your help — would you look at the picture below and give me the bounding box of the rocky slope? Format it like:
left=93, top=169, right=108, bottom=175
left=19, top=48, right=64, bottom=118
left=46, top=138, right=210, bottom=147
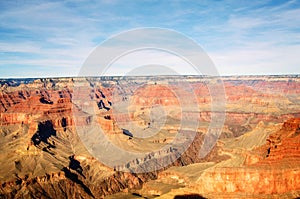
left=195, top=118, right=300, bottom=198
left=0, top=75, right=300, bottom=198
left=130, top=118, right=300, bottom=199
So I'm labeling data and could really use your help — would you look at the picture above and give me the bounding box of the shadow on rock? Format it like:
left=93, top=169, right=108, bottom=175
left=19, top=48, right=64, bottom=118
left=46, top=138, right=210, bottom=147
left=62, top=167, right=94, bottom=198
left=31, top=120, right=56, bottom=149
left=174, top=194, right=207, bottom=199
left=69, top=155, right=85, bottom=179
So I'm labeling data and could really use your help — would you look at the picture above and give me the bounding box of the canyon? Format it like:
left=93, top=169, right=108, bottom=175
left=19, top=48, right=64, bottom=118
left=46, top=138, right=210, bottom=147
left=0, top=75, right=300, bottom=198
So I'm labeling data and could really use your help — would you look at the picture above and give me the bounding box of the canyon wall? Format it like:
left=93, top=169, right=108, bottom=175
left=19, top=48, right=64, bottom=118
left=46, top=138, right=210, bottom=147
left=0, top=76, right=300, bottom=198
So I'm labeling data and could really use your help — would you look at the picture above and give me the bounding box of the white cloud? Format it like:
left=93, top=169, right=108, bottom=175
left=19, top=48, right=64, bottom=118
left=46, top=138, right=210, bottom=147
left=0, top=42, right=41, bottom=53
left=210, top=44, right=300, bottom=75
left=104, top=49, right=199, bottom=76
left=0, top=0, right=299, bottom=77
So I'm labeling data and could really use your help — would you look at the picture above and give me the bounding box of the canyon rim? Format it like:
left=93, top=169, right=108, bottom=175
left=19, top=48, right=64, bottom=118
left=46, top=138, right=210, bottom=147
left=0, top=75, right=300, bottom=198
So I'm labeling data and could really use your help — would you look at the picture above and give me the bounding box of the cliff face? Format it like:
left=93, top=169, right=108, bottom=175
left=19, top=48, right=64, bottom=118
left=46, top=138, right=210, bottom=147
left=245, top=118, right=300, bottom=165
left=1, top=77, right=299, bottom=136
left=131, top=118, right=300, bottom=199
left=180, top=118, right=300, bottom=198
left=0, top=76, right=300, bottom=198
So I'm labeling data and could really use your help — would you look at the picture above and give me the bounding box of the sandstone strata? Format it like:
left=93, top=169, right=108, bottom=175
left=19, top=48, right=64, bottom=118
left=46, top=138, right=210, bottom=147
left=0, top=76, right=300, bottom=198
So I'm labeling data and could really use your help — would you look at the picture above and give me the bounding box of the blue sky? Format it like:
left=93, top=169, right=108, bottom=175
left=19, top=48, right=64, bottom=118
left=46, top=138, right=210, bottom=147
left=0, top=0, right=300, bottom=77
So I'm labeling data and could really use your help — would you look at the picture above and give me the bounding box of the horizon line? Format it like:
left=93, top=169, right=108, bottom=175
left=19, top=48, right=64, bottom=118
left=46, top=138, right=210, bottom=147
left=1, top=74, right=300, bottom=80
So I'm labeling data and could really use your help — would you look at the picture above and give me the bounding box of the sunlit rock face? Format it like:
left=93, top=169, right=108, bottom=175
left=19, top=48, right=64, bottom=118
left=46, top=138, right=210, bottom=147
left=192, top=118, right=300, bottom=198
left=0, top=75, right=300, bottom=198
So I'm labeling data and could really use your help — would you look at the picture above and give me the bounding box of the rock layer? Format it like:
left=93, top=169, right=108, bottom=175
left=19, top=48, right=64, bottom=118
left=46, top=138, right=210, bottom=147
left=0, top=76, right=300, bottom=198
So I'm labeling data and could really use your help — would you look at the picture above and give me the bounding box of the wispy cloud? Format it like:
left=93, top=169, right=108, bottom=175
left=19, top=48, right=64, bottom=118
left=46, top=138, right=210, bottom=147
left=0, top=0, right=299, bottom=77
left=191, top=0, right=300, bottom=75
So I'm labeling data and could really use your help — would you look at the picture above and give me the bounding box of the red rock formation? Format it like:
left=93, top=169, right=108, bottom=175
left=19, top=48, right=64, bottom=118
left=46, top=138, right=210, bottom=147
left=132, top=84, right=180, bottom=106
left=195, top=118, right=300, bottom=198
left=246, top=118, right=300, bottom=164
left=1, top=76, right=300, bottom=198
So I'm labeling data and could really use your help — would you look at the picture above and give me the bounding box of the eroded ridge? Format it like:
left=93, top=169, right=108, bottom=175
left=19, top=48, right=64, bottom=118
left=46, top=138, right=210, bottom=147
left=0, top=76, right=300, bottom=198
